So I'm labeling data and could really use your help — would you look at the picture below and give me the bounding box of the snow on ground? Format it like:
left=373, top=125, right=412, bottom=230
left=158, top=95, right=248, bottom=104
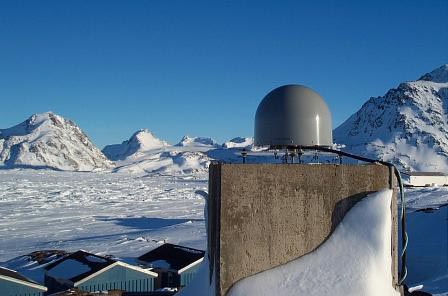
left=0, top=169, right=447, bottom=295
left=405, top=186, right=448, bottom=212
left=0, top=169, right=207, bottom=282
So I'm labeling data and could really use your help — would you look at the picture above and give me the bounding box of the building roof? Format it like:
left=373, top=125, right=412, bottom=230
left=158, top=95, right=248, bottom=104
left=0, top=266, right=47, bottom=291
left=404, top=172, right=447, bottom=176
left=45, top=250, right=158, bottom=286
left=0, top=266, right=32, bottom=283
left=44, top=250, right=116, bottom=283
left=137, top=243, right=205, bottom=272
left=74, top=261, right=158, bottom=286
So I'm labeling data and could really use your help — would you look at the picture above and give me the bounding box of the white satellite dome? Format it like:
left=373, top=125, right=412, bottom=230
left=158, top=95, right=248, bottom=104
left=254, top=84, right=333, bottom=148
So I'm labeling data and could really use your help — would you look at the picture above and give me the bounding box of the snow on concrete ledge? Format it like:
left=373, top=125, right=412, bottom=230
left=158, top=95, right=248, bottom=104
left=227, top=189, right=399, bottom=296
left=180, top=190, right=399, bottom=296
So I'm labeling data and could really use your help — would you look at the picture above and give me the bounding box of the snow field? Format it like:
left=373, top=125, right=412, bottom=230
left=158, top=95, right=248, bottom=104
left=0, top=170, right=207, bottom=268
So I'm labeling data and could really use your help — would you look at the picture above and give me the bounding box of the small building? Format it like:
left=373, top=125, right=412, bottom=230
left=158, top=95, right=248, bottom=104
left=44, top=250, right=158, bottom=295
left=137, top=243, right=205, bottom=289
left=0, top=266, right=47, bottom=296
left=403, top=172, right=448, bottom=187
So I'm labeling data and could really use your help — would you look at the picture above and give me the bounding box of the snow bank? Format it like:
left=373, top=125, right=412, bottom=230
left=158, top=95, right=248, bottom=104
left=180, top=190, right=399, bottom=296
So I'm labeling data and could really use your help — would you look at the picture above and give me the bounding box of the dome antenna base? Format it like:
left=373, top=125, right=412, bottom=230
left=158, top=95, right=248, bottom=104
left=254, top=85, right=333, bottom=148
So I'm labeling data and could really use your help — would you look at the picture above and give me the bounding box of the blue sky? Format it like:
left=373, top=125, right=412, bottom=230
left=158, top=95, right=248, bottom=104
left=0, top=0, right=447, bottom=148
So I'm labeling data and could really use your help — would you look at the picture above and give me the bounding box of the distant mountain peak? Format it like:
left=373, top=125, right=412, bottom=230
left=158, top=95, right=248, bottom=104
left=133, top=128, right=150, bottom=135
left=102, top=129, right=168, bottom=161
left=29, top=112, right=64, bottom=125
left=103, top=132, right=216, bottom=174
left=418, top=64, right=448, bottom=83
left=128, top=129, right=167, bottom=147
left=175, top=136, right=219, bottom=147
left=0, top=112, right=113, bottom=171
left=222, top=137, right=254, bottom=148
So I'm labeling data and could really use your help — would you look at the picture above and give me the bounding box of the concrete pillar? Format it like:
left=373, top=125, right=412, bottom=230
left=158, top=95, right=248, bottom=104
left=208, top=163, right=398, bottom=295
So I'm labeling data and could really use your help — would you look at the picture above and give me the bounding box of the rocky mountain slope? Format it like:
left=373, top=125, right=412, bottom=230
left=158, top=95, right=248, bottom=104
left=334, top=64, right=448, bottom=172
left=0, top=112, right=114, bottom=171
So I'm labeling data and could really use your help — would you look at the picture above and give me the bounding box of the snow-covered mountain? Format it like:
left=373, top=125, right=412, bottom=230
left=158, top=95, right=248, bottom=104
left=175, top=136, right=220, bottom=148
left=104, top=132, right=256, bottom=174
left=102, top=129, right=168, bottom=161
left=334, top=64, right=448, bottom=172
left=105, top=133, right=219, bottom=174
left=0, top=112, right=114, bottom=171
left=222, top=137, right=253, bottom=149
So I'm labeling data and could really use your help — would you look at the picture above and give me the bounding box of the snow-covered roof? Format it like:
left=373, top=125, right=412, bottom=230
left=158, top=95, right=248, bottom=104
left=0, top=266, right=47, bottom=291
left=44, top=250, right=158, bottom=285
left=137, top=243, right=205, bottom=273
left=0, top=266, right=34, bottom=282
left=44, top=250, right=115, bottom=283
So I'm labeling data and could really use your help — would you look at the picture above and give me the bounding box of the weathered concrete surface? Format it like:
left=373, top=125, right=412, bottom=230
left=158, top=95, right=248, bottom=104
left=208, top=163, right=398, bottom=295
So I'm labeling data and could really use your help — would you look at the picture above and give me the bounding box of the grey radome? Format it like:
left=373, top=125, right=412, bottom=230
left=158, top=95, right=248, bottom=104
left=254, top=84, right=333, bottom=148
